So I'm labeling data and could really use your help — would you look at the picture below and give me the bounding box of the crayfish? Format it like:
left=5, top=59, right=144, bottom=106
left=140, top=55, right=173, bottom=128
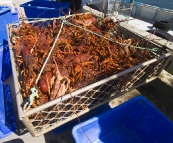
left=50, top=59, right=70, bottom=100
left=12, top=13, right=153, bottom=109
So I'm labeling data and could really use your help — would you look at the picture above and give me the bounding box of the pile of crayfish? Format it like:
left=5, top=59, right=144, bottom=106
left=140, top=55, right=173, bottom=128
left=12, top=13, right=152, bottom=108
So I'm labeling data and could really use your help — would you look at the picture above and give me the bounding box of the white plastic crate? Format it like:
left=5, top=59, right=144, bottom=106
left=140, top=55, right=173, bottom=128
left=8, top=14, right=172, bottom=136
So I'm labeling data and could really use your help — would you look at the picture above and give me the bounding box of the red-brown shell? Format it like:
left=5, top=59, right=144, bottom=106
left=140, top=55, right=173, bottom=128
left=38, top=79, right=48, bottom=93
left=38, top=71, right=53, bottom=93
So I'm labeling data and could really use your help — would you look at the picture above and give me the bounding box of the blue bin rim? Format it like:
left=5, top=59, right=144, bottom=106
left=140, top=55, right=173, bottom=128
left=0, top=6, right=11, bottom=15
left=20, top=1, right=71, bottom=11
left=72, top=95, right=173, bottom=139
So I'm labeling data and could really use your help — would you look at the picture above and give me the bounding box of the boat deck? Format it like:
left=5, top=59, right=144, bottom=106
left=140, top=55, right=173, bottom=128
left=117, top=15, right=173, bottom=36
left=1, top=5, right=173, bottom=143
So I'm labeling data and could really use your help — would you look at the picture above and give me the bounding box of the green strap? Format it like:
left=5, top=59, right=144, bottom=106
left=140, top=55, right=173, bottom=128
left=130, top=0, right=134, bottom=3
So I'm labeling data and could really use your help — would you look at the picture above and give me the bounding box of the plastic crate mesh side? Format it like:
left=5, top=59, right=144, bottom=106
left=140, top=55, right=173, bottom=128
left=22, top=56, right=169, bottom=134
left=0, top=7, right=12, bottom=45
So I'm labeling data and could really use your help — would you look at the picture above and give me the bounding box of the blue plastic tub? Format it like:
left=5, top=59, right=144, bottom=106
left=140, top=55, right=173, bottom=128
left=0, top=6, right=19, bottom=82
left=20, top=0, right=70, bottom=19
left=0, top=82, right=16, bottom=139
left=0, top=7, right=12, bottom=45
left=72, top=96, right=173, bottom=143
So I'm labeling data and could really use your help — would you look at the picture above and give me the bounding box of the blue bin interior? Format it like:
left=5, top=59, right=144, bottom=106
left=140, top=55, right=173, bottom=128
left=0, top=6, right=19, bottom=82
left=20, top=1, right=70, bottom=18
left=72, top=96, right=173, bottom=143
left=0, top=7, right=12, bottom=45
